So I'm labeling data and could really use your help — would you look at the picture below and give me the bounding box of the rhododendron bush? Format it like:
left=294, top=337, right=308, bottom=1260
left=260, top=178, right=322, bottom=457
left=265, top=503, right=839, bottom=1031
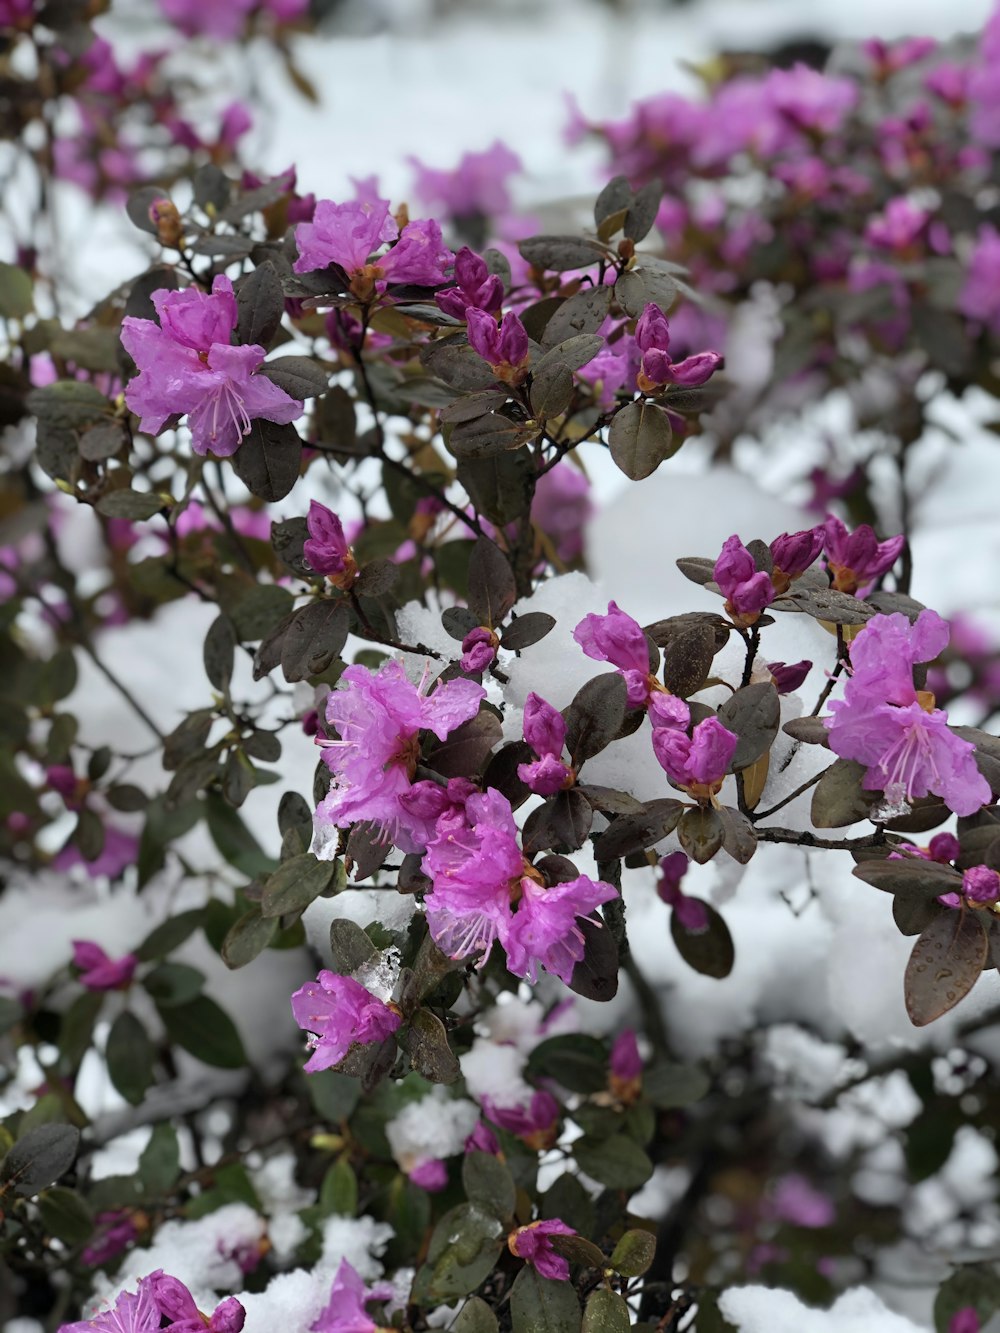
left=6, top=3, right=1000, bottom=1332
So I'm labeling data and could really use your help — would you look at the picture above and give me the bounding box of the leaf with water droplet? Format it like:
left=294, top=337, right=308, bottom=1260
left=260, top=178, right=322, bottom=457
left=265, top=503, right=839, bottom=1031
left=904, top=909, right=988, bottom=1027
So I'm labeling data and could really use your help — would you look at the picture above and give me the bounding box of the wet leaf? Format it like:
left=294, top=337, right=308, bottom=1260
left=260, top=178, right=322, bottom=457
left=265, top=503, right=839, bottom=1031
left=230, top=419, right=302, bottom=502
left=905, top=910, right=987, bottom=1027
left=608, top=399, right=677, bottom=480
left=564, top=672, right=627, bottom=767
left=717, top=683, right=779, bottom=771
left=280, top=600, right=350, bottom=682
left=671, top=901, right=734, bottom=977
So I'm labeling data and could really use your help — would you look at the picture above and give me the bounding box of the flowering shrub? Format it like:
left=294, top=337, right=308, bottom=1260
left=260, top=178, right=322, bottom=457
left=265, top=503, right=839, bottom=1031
left=5, top=4, right=1000, bottom=1333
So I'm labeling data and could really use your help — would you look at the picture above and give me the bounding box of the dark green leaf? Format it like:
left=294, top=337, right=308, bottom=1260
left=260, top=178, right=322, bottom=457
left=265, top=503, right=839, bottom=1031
left=205, top=792, right=273, bottom=878
left=624, top=181, right=664, bottom=242
left=615, top=267, right=678, bottom=317
left=811, top=758, right=876, bottom=828
left=608, top=399, right=677, bottom=480
left=525, top=1034, right=608, bottom=1093
left=462, top=1150, right=515, bottom=1221
left=530, top=361, right=574, bottom=420
left=501, top=613, right=555, bottom=651
left=281, top=600, right=350, bottom=682
left=220, top=909, right=279, bottom=969
left=671, top=902, right=734, bottom=977
left=567, top=916, right=619, bottom=1003
left=106, top=1012, right=154, bottom=1105
left=142, top=962, right=205, bottom=1007
left=236, top=262, right=284, bottom=348
left=468, top=536, right=517, bottom=627
left=404, top=1008, right=459, bottom=1084
left=426, top=1203, right=505, bottom=1302
left=519, top=235, right=607, bottom=272
left=421, top=337, right=498, bottom=391
left=533, top=333, right=605, bottom=376
left=37, top=1187, right=93, bottom=1244
left=573, top=1133, right=653, bottom=1190
left=262, top=854, right=338, bottom=918
left=583, top=1288, right=630, bottom=1333
left=259, top=355, right=329, bottom=399
left=610, top=1228, right=656, bottom=1276
left=203, top=614, right=236, bottom=692
left=0, top=262, right=33, bottom=318
left=594, top=177, right=633, bottom=228
left=542, top=287, right=613, bottom=345
left=230, top=419, right=302, bottom=502
left=454, top=1296, right=499, bottom=1333
left=328, top=918, right=379, bottom=974
left=158, top=996, right=246, bottom=1068
left=592, top=799, right=684, bottom=859
left=716, top=683, right=779, bottom=771
left=905, top=910, right=988, bottom=1027
left=852, top=858, right=962, bottom=899
left=450, top=413, right=539, bottom=459
left=96, top=490, right=165, bottom=521
left=510, top=1267, right=581, bottom=1333
left=677, top=806, right=724, bottom=864
left=643, top=1060, right=710, bottom=1108
left=139, top=1124, right=180, bottom=1197
left=565, top=672, right=627, bottom=767
left=1, top=1124, right=80, bottom=1197
left=135, top=909, right=204, bottom=962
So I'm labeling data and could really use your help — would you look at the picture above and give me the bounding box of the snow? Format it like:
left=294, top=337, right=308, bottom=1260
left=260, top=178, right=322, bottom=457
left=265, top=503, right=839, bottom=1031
left=718, top=1284, right=926, bottom=1333
left=385, top=1086, right=480, bottom=1171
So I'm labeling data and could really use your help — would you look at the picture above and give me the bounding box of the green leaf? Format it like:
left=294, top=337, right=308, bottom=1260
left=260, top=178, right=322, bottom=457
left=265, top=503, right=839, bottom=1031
left=220, top=909, right=279, bottom=969
left=230, top=418, right=302, bottom=502
left=404, top=1008, right=459, bottom=1084
left=203, top=614, right=236, bottom=692
left=449, top=412, right=539, bottom=459
left=525, top=1035, right=608, bottom=1094
left=1, top=1124, right=80, bottom=1197
left=280, top=600, right=350, bottom=683
left=677, top=806, right=725, bottom=865
left=319, top=1159, right=358, bottom=1216
left=454, top=1296, right=500, bottom=1333
left=261, top=853, right=338, bottom=918
left=509, top=1265, right=582, bottom=1333
left=139, top=1123, right=180, bottom=1197
left=142, top=962, right=205, bottom=1008
left=37, top=1187, right=94, bottom=1244
left=259, top=355, right=329, bottom=399
left=716, top=683, right=780, bottom=772
left=643, top=1060, right=710, bottom=1109
left=904, top=910, right=988, bottom=1027
left=591, top=799, right=684, bottom=860
left=95, top=490, right=166, bottom=521
left=135, top=908, right=204, bottom=962
left=426, top=1202, right=505, bottom=1302
left=158, top=996, right=246, bottom=1068
left=106, top=1012, right=155, bottom=1106
left=462, top=1151, right=516, bottom=1223
left=205, top=792, right=274, bottom=878
left=671, top=902, right=734, bottom=978
left=583, top=1288, right=631, bottom=1333
left=810, top=756, right=875, bottom=829
left=519, top=234, right=607, bottom=272
left=610, top=1228, right=656, bottom=1276
left=608, top=399, right=677, bottom=480
left=328, top=918, right=379, bottom=974
left=934, top=1265, right=1000, bottom=1333
left=564, top=672, right=627, bottom=768
left=236, top=262, right=285, bottom=348
left=0, top=262, right=33, bottom=318
left=573, top=1134, right=653, bottom=1191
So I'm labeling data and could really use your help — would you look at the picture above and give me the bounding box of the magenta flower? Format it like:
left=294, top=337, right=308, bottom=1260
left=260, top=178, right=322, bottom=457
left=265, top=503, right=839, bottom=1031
left=768, top=1175, right=835, bottom=1228
left=767, top=660, right=812, bottom=694
left=410, top=141, right=522, bottom=220
left=315, top=661, right=484, bottom=853
left=293, top=197, right=452, bottom=298
left=484, top=1090, right=560, bottom=1149
left=634, top=303, right=722, bottom=394
left=303, top=500, right=357, bottom=587
left=769, top=526, right=824, bottom=590
left=948, top=1310, right=981, bottom=1333
left=396, top=777, right=478, bottom=854
left=59, top=1278, right=161, bottom=1333
left=465, top=1121, right=502, bottom=1156
left=656, top=851, right=709, bottom=930
left=653, top=716, right=738, bottom=798
left=826, top=613, right=990, bottom=816
left=423, top=788, right=523, bottom=963
left=961, top=865, right=1000, bottom=906
left=148, top=1273, right=245, bottom=1333
left=157, top=0, right=256, bottom=40
left=290, top=970, right=401, bottom=1074
left=408, top=1158, right=448, bottom=1191
left=865, top=197, right=929, bottom=252
left=517, top=693, right=574, bottom=796
left=121, top=276, right=302, bottom=458
left=573, top=601, right=652, bottom=708
left=460, top=626, right=499, bottom=674
left=54, top=826, right=140, bottom=880
left=610, top=1029, right=643, bottom=1082
left=436, top=247, right=504, bottom=320
left=531, top=463, right=594, bottom=562
left=81, top=1212, right=137, bottom=1268
left=71, top=941, right=137, bottom=991
left=505, top=873, right=617, bottom=985
left=311, top=1259, right=384, bottom=1333
left=960, top=225, right=1000, bottom=334
left=508, top=1219, right=577, bottom=1281
left=466, top=308, right=530, bottom=382
left=714, top=535, right=775, bottom=624
left=823, top=515, right=904, bottom=597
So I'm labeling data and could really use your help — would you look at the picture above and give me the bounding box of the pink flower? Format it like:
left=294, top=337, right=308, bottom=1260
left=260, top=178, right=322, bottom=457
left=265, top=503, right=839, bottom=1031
left=714, top=535, right=775, bottom=624
left=653, top=717, right=738, bottom=798
left=303, top=501, right=357, bottom=587
left=293, top=198, right=452, bottom=297
left=460, top=626, right=499, bottom=674
left=823, top=515, right=904, bottom=597
left=290, top=971, right=401, bottom=1074
left=960, top=225, right=1000, bottom=334
left=769, top=527, right=824, bottom=589
left=59, top=1278, right=161, bottom=1333
left=610, top=1029, right=643, bottom=1082
left=466, top=308, right=530, bottom=380
left=865, top=197, right=929, bottom=252
left=315, top=661, right=484, bottom=853
left=948, top=1310, right=981, bottom=1333
left=508, top=1219, right=577, bottom=1281
left=634, top=303, right=722, bottom=393
left=517, top=693, right=573, bottom=795
left=826, top=612, right=991, bottom=816
left=767, top=660, right=812, bottom=694
left=410, top=141, right=522, bottom=220
left=54, top=826, right=140, bottom=880
left=573, top=601, right=652, bottom=707
left=147, top=1272, right=245, bottom=1333
left=961, top=865, right=1000, bottom=906
left=484, top=1090, right=560, bottom=1150
left=408, top=1158, right=448, bottom=1191
left=80, top=1212, right=137, bottom=1269
left=505, top=874, right=617, bottom=985
left=71, top=941, right=137, bottom=991
left=768, top=1175, right=835, bottom=1228
left=121, top=277, right=302, bottom=458
left=436, top=247, right=505, bottom=320
left=657, top=851, right=708, bottom=929
left=531, top=464, right=594, bottom=562
left=465, top=1121, right=501, bottom=1156
left=423, top=788, right=522, bottom=963
left=311, top=1259, right=384, bottom=1333
left=157, top=0, right=255, bottom=39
